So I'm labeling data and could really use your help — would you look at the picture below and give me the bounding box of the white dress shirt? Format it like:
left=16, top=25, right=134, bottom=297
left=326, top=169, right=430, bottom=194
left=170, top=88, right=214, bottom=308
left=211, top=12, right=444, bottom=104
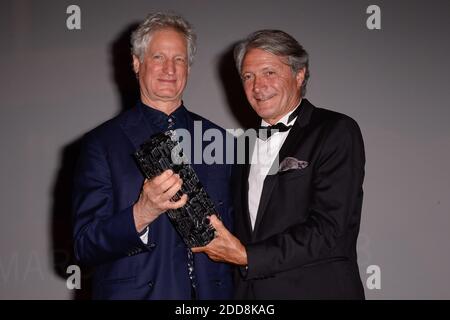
left=248, top=102, right=301, bottom=230
left=140, top=226, right=149, bottom=244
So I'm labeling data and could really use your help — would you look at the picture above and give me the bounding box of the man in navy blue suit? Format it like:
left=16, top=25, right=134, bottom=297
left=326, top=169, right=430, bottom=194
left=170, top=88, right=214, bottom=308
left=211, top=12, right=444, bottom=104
left=72, top=12, right=233, bottom=299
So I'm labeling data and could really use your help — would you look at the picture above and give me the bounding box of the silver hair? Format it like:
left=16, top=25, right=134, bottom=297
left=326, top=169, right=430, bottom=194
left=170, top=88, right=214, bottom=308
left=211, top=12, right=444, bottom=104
left=131, top=12, right=197, bottom=66
left=234, top=29, right=310, bottom=97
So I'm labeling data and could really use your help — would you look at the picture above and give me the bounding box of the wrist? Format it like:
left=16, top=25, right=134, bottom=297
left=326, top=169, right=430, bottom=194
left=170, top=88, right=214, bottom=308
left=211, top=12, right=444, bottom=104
left=133, top=203, right=149, bottom=233
left=239, top=244, right=248, bottom=266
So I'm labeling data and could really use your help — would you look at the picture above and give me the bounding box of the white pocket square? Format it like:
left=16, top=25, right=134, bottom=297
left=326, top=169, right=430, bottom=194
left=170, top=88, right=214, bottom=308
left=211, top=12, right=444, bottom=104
left=279, top=157, right=309, bottom=172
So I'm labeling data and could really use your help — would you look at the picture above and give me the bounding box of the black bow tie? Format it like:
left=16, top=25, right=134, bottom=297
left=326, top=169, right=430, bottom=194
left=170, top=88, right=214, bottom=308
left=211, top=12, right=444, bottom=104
left=256, top=105, right=302, bottom=140
left=257, top=122, right=292, bottom=140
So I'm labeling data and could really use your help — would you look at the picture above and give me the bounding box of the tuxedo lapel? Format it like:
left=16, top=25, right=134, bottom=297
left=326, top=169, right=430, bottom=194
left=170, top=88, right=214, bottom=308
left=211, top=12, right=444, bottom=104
left=186, top=112, right=208, bottom=184
left=251, top=125, right=302, bottom=237
left=251, top=100, right=314, bottom=236
left=240, top=136, right=255, bottom=236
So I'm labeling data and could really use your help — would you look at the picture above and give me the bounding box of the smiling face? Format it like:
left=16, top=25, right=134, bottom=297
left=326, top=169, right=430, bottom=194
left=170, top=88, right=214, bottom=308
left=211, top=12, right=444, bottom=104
left=241, top=48, right=305, bottom=124
left=133, top=28, right=189, bottom=114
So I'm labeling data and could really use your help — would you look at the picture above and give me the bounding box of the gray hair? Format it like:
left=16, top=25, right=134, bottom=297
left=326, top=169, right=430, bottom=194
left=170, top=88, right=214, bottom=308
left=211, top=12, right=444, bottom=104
left=234, top=29, right=310, bottom=97
left=131, top=12, right=197, bottom=66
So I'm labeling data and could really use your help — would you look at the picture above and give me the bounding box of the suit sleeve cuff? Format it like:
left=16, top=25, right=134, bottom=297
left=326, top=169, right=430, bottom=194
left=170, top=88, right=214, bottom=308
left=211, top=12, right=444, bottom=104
left=239, top=265, right=249, bottom=278
left=243, top=243, right=274, bottom=280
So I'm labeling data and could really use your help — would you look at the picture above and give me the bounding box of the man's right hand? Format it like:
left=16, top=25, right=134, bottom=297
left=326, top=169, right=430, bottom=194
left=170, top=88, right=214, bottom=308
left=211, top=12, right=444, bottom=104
left=133, top=169, right=188, bottom=233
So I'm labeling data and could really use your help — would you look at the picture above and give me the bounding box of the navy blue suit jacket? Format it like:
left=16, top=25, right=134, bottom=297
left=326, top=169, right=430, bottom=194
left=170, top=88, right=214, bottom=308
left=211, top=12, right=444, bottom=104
left=72, top=104, right=233, bottom=299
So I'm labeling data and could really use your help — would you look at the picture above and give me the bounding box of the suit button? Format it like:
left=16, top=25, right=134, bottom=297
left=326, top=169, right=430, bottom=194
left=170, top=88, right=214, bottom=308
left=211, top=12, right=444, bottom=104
left=215, top=280, right=222, bottom=286
left=148, top=281, right=154, bottom=289
left=149, top=243, right=156, bottom=249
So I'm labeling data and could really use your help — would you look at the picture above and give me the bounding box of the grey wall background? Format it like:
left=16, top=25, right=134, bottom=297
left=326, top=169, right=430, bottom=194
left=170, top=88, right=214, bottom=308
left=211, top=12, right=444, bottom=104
left=1, top=0, right=449, bottom=299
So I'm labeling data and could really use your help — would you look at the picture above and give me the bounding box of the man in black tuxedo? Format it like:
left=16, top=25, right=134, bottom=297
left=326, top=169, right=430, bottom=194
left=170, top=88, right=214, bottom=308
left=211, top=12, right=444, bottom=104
left=193, top=30, right=365, bottom=299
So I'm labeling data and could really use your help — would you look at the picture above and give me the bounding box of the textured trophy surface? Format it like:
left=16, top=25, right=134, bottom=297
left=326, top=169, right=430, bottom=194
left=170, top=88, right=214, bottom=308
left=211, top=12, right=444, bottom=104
left=134, top=130, right=217, bottom=247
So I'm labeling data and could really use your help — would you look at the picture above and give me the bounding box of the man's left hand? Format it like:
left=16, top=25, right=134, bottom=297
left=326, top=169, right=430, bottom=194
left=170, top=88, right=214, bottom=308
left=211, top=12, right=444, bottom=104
left=191, top=215, right=247, bottom=266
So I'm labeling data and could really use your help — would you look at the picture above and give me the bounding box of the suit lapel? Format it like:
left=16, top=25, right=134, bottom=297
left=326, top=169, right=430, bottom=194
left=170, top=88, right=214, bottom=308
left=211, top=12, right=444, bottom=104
left=120, top=106, right=209, bottom=183
left=120, top=105, right=155, bottom=150
left=251, top=99, right=314, bottom=237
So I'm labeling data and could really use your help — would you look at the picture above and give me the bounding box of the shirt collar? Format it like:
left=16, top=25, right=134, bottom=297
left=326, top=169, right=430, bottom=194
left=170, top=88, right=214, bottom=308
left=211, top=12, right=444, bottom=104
left=139, top=100, right=189, bottom=131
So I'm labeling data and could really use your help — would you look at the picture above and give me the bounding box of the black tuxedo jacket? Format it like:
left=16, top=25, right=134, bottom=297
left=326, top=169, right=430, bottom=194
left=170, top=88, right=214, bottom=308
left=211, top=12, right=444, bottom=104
left=233, top=99, right=365, bottom=299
